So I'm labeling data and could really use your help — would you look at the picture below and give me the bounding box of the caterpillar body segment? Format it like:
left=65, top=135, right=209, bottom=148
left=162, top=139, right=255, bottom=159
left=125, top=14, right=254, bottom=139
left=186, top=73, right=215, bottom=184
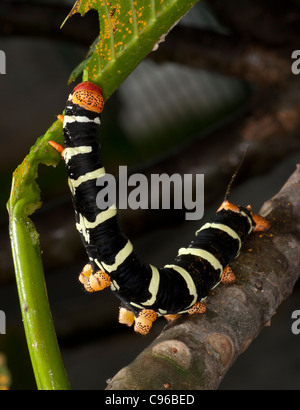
left=49, top=81, right=270, bottom=335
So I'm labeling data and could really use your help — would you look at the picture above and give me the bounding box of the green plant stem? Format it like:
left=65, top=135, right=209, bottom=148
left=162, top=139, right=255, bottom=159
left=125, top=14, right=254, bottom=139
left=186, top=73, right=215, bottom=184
left=8, top=120, right=70, bottom=390
left=9, top=214, right=70, bottom=390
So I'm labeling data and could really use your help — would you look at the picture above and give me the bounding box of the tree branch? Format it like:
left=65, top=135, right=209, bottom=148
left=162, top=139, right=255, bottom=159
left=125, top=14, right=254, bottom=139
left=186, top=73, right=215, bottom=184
left=106, top=164, right=300, bottom=390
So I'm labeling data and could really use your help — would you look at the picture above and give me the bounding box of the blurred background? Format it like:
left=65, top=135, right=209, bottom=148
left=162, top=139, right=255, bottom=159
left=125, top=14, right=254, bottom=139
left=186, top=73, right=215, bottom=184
left=0, top=0, right=300, bottom=389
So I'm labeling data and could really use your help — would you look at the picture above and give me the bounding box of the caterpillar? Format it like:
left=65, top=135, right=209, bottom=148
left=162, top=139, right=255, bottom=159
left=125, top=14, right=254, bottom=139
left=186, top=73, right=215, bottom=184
left=49, top=81, right=270, bottom=335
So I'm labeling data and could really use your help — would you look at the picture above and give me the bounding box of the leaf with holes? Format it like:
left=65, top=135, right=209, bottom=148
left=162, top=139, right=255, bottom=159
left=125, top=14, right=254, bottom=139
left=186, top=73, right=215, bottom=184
left=66, top=0, right=199, bottom=99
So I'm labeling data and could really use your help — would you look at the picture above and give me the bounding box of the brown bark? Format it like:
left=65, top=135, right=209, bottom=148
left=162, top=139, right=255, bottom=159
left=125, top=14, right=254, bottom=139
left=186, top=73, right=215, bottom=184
left=106, top=165, right=300, bottom=390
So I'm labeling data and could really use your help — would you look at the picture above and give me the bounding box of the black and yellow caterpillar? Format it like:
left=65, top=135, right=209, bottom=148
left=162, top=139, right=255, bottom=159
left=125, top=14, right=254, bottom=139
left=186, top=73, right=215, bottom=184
left=49, top=81, right=270, bottom=335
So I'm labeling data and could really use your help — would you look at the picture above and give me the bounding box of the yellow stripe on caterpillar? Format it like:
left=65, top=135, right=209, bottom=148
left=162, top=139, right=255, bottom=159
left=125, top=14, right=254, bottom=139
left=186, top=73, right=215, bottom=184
left=63, top=146, right=92, bottom=164
left=140, top=265, right=160, bottom=307
left=76, top=206, right=117, bottom=243
left=196, top=222, right=242, bottom=250
left=164, top=264, right=198, bottom=306
left=177, top=248, right=223, bottom=273
left=68, top=167, right=106, bottom=195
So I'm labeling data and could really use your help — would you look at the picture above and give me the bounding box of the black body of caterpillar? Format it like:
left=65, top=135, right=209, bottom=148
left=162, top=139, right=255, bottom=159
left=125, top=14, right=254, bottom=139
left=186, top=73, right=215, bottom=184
left=49, top=81, right=270, bottom=335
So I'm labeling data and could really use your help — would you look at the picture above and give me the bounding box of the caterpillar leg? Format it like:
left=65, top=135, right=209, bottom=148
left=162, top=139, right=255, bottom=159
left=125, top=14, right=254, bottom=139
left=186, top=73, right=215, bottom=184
left=134, top=309, right=157, bottom=335
left=246, top=205, right=270, bottom=232
left=78, top=263, right=111, bottom=292
left=48, top=140, right=65, bottom=157
left=188, top=301, right=206, bottom=315
left=221, top=266, right=236, bottom=284
left=118, top=306, right=135, bottom=327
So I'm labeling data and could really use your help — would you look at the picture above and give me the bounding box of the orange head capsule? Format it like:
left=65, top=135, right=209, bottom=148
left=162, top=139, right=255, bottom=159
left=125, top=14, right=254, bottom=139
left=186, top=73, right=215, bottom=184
left=72, top=81, right=104, bottom=113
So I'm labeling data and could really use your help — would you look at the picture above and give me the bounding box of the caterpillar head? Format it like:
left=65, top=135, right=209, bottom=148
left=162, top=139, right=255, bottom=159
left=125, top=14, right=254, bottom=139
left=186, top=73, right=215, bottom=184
left=72, top=81, right=104, bottom=113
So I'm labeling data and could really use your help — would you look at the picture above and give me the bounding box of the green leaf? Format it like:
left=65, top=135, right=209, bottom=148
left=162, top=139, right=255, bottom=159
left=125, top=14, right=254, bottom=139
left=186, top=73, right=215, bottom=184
left=67, top=0, right=199, bottom=99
